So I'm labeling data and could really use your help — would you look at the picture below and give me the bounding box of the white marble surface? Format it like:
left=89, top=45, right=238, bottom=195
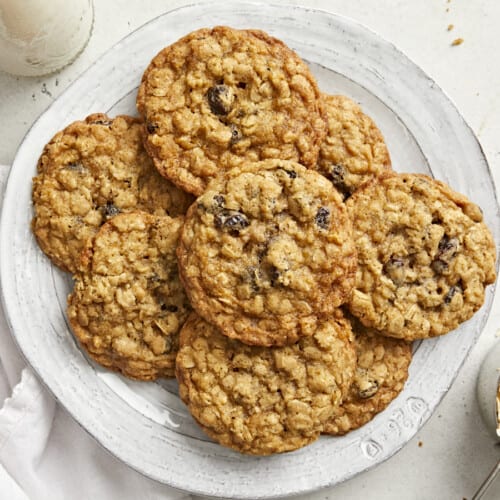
left=0, top=1, right=499, bottom=499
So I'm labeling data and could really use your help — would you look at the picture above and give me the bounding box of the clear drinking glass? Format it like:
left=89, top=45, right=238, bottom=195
left=0, top=0, right=93, bottom=77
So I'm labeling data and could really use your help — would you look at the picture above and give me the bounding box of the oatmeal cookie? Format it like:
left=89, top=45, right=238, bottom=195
left=175, top=311, right=356, bottom=455
left=32, top=114, right=193, bottom=273
left=137, top=26, right=327, bottom=196
left=315, top=94, right=391, bottom=199
left=67, top=212, right=191, bottom=380
left=347, top=172, right=497, bottom=340
left=177, top=159, right=357, bottom=346
left=323, top=317, right=411, bottom=435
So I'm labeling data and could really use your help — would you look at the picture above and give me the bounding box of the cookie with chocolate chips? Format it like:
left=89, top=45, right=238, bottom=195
left=177, top=159, right=357, bottom=346
left=175, top=311, right=356, bottom=455
left=32, top=113, right=193, bottom=273
left=67, top=211, right=191, bottom=380
left=347, top=172, right=497, bottom=340
left=137, top=26, right=327, bottom=196
left=315, top=94, right=391, bottom=199
left=323, top=316, right=412, bottom=435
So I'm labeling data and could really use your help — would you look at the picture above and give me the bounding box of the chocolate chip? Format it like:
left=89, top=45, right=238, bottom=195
left=383, top=256, right=407, bottom=285
left=315, top=207, right=330, bottom=229
left=270, top=266, right=281, bottom=283
left=279, top=167, right=297, bottom=179
left=207, top=85, right=234, bottom=115
left=357, top=379, right=379, bottom=399
left=198, top=195, right=226, bottom=214
left=444, top=283, right=463, bottom=304
left=261, top=264, right=282, bottom=287
left=102, top=202, right=121, bottom=220
left=384, top=256, right=405, bottom=270
left=214, top=209, right=249, bottom=233
left=229, top=124, right=242, bottom=145
left=330, top=164, right=345, bottom=182
left=236, top=82, right=247, bottom=89
left=432, top=235, right=459, bottom=274
left=437, top=235, right=459, bottom=257
left=213, top=194, right=225, bottom=207
left=328, top=164, right=351, bottom=199
left=146, top=122, right=158, bottom=134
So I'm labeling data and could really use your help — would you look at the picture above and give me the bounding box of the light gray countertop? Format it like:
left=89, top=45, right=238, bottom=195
left=1, top=1, right=499, bottom=498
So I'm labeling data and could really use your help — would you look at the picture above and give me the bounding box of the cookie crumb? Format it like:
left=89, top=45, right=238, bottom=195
left=41, top=82, right=52, bottom=97
left=418, top=441, right=423, bottom=447
left=451, top=38, right=464, bottom=46
left=447, top=24, right=454, bottom=31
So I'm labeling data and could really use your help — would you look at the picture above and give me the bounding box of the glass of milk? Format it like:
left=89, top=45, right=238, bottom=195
left=0, top=0, right=93, bottom=76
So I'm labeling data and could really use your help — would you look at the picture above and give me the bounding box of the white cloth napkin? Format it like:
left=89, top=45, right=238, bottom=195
left=0, top=166, right=191, bottom=500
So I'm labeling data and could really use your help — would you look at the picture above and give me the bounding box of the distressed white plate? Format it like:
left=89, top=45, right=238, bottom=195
left=1, top=2, right=499, bottom=498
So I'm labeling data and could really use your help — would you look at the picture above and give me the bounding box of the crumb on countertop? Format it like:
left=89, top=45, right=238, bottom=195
left=447, top=24, right=454, bottom=31
left=41, top=83, right=52, bottom=97
left=418, top=441, right=423, bottom=447
left=451, top=38, right=464, bottom=46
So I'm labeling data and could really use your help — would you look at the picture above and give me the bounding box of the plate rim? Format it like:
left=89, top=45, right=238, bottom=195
left=1, top=1, right=499, bottom=498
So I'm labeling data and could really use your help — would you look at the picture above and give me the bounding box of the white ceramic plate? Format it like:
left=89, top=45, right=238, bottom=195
left=1, top=2, right=498, bottom=498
